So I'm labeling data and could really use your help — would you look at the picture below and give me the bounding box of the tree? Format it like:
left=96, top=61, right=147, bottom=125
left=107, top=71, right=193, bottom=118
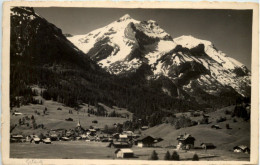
left=116, top=124, right=123, bottom=133
left=164, top=151, right=171, bottom=160
left=175, top=120, right=181, bottom=129
left=150, top=150, right=159, bottom=160
left=171, top=151, right=180, bottom=160
left=192, top=154, right=199, bottom=161
left=39, top=133, right=45, bottom=139
left=104, top=125, right=109, bottom=134
left=18, top=118, right=22, bottom=125
left=226, top=123, right=230, bottom=129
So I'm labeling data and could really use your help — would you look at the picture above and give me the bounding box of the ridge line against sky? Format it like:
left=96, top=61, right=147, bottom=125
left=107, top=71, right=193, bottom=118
left=35, top=7, right=252, bottom=69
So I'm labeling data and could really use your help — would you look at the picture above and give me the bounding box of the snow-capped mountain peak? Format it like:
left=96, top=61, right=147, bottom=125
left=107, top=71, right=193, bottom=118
left=174, top=35, right=212, bottom=49
left=68, top=15, right=250, bottom=97
left=174, top=35, right=245, bottom=70
left=118, top=14, right=133, bottom=22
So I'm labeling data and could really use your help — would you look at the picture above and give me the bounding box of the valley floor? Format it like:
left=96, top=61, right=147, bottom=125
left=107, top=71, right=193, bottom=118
left=10, top=141, right=249, bottom=161
left=9, top=91, right=250, bottom=161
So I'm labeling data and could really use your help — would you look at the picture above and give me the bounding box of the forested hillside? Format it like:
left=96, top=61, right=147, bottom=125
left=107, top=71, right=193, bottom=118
left=10, top=7, right=205, bottom=126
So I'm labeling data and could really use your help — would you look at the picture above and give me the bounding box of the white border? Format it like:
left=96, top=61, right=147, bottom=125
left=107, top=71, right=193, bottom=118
left=1, top=1, right=259, bottom=165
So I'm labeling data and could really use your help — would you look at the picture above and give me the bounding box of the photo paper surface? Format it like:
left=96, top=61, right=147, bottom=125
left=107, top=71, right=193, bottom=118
left=1, top=1, right=259, bottom=165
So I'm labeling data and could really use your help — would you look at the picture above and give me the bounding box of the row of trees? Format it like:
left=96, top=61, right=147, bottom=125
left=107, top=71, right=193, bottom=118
left=150, top=150, right=199, bottom=161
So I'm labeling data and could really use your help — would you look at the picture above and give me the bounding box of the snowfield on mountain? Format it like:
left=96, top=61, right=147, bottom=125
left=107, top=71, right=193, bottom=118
left=68, top=14, right=250, bottom=98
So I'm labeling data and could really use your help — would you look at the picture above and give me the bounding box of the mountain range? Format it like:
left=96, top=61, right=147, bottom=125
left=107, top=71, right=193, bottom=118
left=10, top=7, right=251, bottom=124
left=68, top=14, right=250, bottom=100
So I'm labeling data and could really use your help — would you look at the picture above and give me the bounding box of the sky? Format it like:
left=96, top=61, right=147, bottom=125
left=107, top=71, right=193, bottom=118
left=35, top=8, right=252, bottom=69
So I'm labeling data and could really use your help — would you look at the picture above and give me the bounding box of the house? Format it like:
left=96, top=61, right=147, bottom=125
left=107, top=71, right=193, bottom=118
left=49, top=132, right=58, bottom=141
left=61, top=137, right=70, bottom=141
left=233, top=145, right=250, bottom=154
left=80, top=134, right=88, bottom=139
left=132, top=134, right=141, bottom=139
left=66, top=131, right=73, bottom=137
left=136, top=136, right=156, bottom=148
left=141, top=126, right=149, bottom=130
left=211, top=125, right=221, bottom=129
left=75, top=136, right=82, bottom=140
left=10, top=135, right=24, bottom=143
left=112, top=133, right=120, bottom=139
left=87, top=129, right=97, bottom=136
left=50, top=129, right=66, bottom=138
left=154, top=137, right=164, bottom=143
left=122, top=131, right=134, bottom=138
left=30, top=136, right=41, bottom=144
left=92, top=120, right=98, bottom=124
left=11, top=135, right=23, bottom=139
left=115, top=149, right=134, bottom=158
left=13, top=112, right=23, bottom=116
left=65, top=118, right=73, bottom=121
left=108, top=141, right=131, bottom=148
left=118, top=134, right=128, bottom=142
left=176, top=134, right=195, bottom=150
left=203, top=114, right=210, bottom=118
left=201, top=143, right=216, bottom=149
left=42, top=138, right=52, bottom=144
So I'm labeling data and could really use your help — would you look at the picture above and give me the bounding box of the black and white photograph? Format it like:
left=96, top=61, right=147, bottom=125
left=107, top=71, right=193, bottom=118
left=1, top=1, right=259, bottom=165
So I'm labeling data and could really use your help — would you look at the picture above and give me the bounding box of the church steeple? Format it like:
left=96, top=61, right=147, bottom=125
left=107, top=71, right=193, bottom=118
left=76, top=120, right=81, bottom=127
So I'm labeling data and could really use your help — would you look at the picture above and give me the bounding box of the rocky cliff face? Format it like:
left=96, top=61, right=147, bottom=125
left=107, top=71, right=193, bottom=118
left=68, top=14, right=251, bottom=99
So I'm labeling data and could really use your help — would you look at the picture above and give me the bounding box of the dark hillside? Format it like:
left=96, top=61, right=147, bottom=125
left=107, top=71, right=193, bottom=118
left=10, top=7, right=204, bottom=126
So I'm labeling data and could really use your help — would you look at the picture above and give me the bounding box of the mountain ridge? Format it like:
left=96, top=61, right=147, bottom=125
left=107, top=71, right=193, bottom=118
left=11, top=8, right=208, bottom=124
left=68, top=14, right=251, bottom=98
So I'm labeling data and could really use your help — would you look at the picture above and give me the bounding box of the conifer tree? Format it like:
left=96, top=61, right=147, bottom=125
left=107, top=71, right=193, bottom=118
left=192, top=154, right=199, bottom=161
left=164, top=151, right=171, bottom=160
left=171, top=151, right=180, bottom=160
left=150, top=150, right=159, bottom=160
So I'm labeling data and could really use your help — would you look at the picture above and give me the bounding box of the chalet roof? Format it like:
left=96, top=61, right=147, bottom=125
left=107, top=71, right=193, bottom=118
left=80, top=134, right=87, bottom=138
left=115, top=148, right=133, bottom=154
left=119, top=134, right=128, bottom=138
left=43, top=138, right=51, bottom=143
left=233, top=145, right=250, bottom=151
left=88, top=129, right=96, bottom=132
left=203, top=114, right=210, bottom=117
left=123, top=131, right=134, bottom=135
left=33, top=137, right=40, bottom=141
left=154, top=137, right=164, bottom=143
left=201, top=143, right=215, bottom=147
left=177, top=134, right=195, bottom=140
left=112, top=141, right=129, bottom=145
left=136, top=135, right=155, bottom=141
left=12, top=135, right=23, bottom=138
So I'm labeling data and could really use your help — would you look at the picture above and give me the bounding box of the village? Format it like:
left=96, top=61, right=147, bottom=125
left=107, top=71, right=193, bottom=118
left=10, top=97, right=250, bottom=160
